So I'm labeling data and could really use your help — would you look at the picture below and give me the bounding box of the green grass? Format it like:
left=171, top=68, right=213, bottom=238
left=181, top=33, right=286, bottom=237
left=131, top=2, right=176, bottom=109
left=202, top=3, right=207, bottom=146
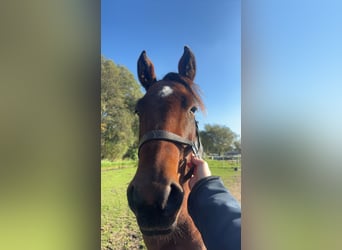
left=101, top=159, right=137, bottom=169
left=206, top=159, right=240, bottom=168
left=101, top=160, right=240, bottom=250
left=101, top=165, right=145, bottom=250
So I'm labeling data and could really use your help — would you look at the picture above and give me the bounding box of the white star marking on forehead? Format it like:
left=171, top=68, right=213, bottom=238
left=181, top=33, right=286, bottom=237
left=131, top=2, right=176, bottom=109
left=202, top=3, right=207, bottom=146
left=158, top=86, right=173, bottom=98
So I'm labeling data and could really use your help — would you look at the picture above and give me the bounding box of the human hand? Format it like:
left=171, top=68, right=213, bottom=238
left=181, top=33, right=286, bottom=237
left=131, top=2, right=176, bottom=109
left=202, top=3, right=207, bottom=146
left=188, top=154, right=211, bottom=189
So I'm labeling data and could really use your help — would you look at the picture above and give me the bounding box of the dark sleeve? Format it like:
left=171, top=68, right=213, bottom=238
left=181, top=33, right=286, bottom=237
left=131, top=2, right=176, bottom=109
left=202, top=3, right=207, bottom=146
left=188, top=176, right=241, bottom=250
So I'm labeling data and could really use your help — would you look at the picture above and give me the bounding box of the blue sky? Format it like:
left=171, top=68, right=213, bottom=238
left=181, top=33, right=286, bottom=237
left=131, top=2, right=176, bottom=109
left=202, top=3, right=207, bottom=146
left=101, top=0, right=241, bottom=136
left=243, top=0, right=342, bottom=132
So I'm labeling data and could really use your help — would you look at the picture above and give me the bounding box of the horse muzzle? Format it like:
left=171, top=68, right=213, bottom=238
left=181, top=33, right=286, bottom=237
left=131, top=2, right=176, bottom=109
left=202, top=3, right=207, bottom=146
left=127, top=181, right=184, bottom=236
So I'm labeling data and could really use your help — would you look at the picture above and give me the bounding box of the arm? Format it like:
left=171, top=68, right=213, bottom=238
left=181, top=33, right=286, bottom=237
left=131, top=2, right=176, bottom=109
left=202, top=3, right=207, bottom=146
left=187, top=156, right=241, bottom=250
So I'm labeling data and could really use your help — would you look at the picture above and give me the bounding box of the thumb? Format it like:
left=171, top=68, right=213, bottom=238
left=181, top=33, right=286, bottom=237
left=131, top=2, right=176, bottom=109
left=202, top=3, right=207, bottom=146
left=190, top=154, right=201, bottom=165
left=188, top=174, right=197, bottom=190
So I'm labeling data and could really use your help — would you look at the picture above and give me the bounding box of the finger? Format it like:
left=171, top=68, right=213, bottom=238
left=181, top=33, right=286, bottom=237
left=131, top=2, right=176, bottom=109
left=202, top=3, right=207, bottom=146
left=190, top=153, right=198, bottom=162
left=191, top=154, right=202, bottom=165
left=189, top=176, right=196, bottom=189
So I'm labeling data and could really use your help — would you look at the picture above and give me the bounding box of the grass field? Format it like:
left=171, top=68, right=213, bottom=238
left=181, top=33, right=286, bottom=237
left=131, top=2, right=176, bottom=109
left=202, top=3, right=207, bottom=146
left=101, top=160, right=240, bottom=250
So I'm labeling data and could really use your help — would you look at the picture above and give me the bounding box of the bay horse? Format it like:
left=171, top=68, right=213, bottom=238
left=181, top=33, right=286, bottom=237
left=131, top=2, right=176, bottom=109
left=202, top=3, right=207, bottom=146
left=127, top=46, right=206, bottom=250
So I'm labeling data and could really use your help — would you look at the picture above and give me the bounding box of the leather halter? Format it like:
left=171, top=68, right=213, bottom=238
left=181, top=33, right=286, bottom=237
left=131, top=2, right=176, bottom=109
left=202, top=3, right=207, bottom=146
left=138, top=120, right=201, bottom=182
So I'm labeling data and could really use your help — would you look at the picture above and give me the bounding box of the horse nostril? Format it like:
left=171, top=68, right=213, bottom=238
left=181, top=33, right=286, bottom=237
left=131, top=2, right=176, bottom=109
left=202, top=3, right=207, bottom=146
left=164, top=183, right=183, bottom=216
left=127, top=184, right=137, bottom=213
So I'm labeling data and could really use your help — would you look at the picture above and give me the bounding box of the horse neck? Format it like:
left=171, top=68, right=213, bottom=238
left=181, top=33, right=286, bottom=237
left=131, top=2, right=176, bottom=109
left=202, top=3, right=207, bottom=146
left=143, top=184, right=206, bottom=250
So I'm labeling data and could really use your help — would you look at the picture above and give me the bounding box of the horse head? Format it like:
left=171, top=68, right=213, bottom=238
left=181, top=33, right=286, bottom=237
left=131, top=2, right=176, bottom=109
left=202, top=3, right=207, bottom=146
left=127, top=46, right=205, bottom=249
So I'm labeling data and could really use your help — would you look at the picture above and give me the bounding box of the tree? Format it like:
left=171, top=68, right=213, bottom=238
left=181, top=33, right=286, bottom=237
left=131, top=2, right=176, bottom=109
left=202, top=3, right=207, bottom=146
left=200, top=124, right=237, bottom=155
left=233, top=138, right=241, bottom=153
left=101, top=56, right=143, bottom=160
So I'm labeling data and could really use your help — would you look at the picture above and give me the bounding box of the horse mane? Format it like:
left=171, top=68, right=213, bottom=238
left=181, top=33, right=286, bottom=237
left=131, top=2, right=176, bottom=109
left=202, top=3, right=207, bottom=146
left=162, top=72, right=205, bottom=113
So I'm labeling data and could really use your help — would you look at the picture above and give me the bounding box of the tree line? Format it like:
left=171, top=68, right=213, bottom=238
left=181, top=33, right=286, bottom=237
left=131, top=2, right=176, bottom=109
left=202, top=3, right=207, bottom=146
left=200, top=124, right=241, bottom=156
left=101, top=56, right=240, bottom=161
left=101, top=56, right=142, bottom=160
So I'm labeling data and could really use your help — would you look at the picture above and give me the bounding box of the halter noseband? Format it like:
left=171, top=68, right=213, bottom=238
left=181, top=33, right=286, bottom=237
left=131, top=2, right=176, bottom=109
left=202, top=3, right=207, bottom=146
left=138, top=120, right=201, bottom=157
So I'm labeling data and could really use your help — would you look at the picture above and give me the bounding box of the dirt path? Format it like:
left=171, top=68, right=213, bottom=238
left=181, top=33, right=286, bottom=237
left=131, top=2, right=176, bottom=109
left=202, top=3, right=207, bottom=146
left=226, top=175, right=241, bottom=203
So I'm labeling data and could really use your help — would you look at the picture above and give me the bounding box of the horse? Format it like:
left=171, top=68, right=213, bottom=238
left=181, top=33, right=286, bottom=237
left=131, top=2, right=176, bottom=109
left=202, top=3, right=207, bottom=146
left=127, top=46, right=206, bottom=250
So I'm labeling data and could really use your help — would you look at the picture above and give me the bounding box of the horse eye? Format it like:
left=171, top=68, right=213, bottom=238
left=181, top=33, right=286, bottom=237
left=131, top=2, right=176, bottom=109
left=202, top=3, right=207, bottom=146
left=190, top=106, right=197, bottom=114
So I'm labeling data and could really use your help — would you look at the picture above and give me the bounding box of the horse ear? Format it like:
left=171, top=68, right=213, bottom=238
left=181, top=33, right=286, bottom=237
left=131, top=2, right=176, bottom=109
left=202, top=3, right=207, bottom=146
left=178, top=46, right=196, bottom=81
left=137, top=51, right=157, bottom=91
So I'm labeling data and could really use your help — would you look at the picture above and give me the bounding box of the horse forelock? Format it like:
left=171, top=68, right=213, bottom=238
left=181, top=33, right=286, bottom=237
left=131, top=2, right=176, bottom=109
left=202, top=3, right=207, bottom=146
left=162, top=73, right=205, bottom=113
